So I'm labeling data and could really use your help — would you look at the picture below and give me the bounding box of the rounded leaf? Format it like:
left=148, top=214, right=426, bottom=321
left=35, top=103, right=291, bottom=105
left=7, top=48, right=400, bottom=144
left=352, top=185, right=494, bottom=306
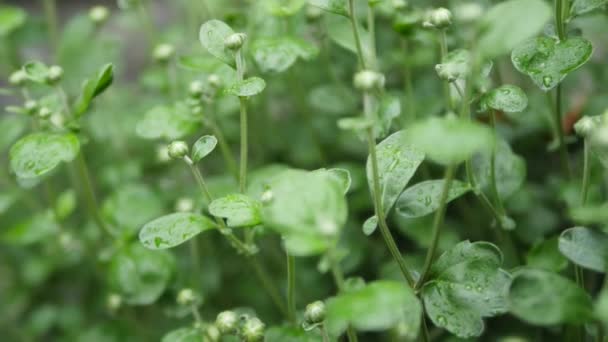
left=136, top=103, right=199, bottom=140
left=396, top=180, right=471, bottom=218
left=483, top=85, right=528, bottom=113
left=224, top=77, right=266, bottom=97
left=558, top=226, right=608, bottom=273
left=10, top=133, right=80, bottom=180
left=208, top=194, right=262, bottom=228
left=139, top=213, right=217, bottom=249
left=199, top=20, right=236, bottom=67
left=103, top=184, right=165, bottom=237
left=192, top=135, right=218, bottom=162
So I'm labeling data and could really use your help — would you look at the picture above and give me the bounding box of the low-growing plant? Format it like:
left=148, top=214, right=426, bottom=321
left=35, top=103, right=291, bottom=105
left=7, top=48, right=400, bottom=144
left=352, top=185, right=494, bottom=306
left=1, top=0, right=608, bottom=341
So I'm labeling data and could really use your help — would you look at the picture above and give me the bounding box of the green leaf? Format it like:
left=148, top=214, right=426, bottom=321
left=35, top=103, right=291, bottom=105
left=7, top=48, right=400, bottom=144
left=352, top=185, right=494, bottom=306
left=135, top=103, right=200, bottom=140
left=103, top=184, right=165, bottom=237
left=325, top=281, right=421, bottom=337
left=23, top=61, right=51, bottom=84
left=199, top=20, right=236, bottom=68
left=405, top=117, right=494, bottom=166
left=1, top=210, right=60, bottom=245
left=482, top=85, right=528, bottom=113
left=209, top=194, right=262, bottom=227
left=477, top=0, right=552, bottom=58
left=191, top=135, right=218, bottom=162
left=264, top=0, right=307, bottom=17
left=73, top=63, right=114, bottom=117
left=308, top=0, right=350, bottom=17
left=108, top=242, right=174, bottom=305
left=252, top=37, right=319, bottom=73
left=374, top=94, right=401, bottom=139
left=526, top=237, right=568, bottom=272
left=337, top=117, right=373, bottom=131
left=422, top=241, right=510, bottom=338
left=224, top=77, right=266, bottom=97
left=512, top=36, right=593, bottom=91
left=472, top=138, right=526, bottom=201
left=435, top=49, right=472, bottom=82
left=139, top=213, right=217, bottom=250
left=326, top=15, right=373, bottom=63
left=362, top=216, right=378, bottom=236
left=508, top=268, right=593, bottom=325
left=10, top=133, right=80, bottom=180
left=396, top=180, right=471, bottom=218
left=324, top=168, right=352, bottom=195
left=367, top=130, right=425, bottom=215
left=161, top=327, right=202, bottom=342
left=558, top=227, right=608, bottom=273
left=571, top=0, right=608, bottom=15
left=262, top=169, right=347, bottom=256
left=0, top=5, right=26, bottom=36
left=55, top=189, right=77, bottom=220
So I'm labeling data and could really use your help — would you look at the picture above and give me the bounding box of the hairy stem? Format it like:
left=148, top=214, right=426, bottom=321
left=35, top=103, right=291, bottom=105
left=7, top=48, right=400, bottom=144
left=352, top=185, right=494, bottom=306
left=416, top=164, right=456, bottom=288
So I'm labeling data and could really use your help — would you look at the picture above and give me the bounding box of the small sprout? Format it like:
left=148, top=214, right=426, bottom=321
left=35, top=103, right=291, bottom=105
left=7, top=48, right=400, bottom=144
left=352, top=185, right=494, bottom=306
left=241, top=316, right=265, bottom=342
left=574, top=116, right=596, bottom=138
left=24, top=100, right=38, bottom=115
left=189, top=80, right=204, bottom=98
left=9, top=69, right=27, bottom=86
left=175, top=197, right=194, bottom=212
left=106, top=293, right=122, bottom=311
left=216, top=310, right=238, bottom=335
left=153, top=43, right=175, bottom=63
left=304, top=300, right=326, bottom=324
left=38, top=107, right=52, bottom=120
left=167, top=140, right=189, bottom=159
left=208, top=74, right=222, bottom=88
left=306, top=5, right=323, bottom=21
left=224, top=33, right=247, bottom=51
left=89, top=5, right=110, bottom=24
left=392, top=0, right=408, bottom=10
left=353, top=70, right=385, bottom=91
left=176, top=288, right=196, bottom=306
left=423, top=7, right=452, bottom=29
left=46, top=65, right=64, bottom=84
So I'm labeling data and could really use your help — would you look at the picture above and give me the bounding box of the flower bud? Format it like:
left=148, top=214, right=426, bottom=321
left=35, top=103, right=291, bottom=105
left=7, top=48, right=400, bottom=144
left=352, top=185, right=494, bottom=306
left=207, top=74, right=222, bottom=88
left=167, top=141, right=189, bottom=159
left=38, top=107, right=52, bottom=119
left=46, top=65, right=64, bottom=84
left=177, top=288, right=197, bottom=306
left=189, top=80, right=204, bottom=98
left=574, top=116, right=597, bottom=138
left=153, top=43, right=175, bottom=63
left=224, top=33, right=247, bottom=51
left=175, top=197, right=194, bottom=212
left=106, top=293, right=122, bottom=311
left=24, top=100, right=38, bottom=115
left=353, top=70, right=385, bottom=91
left=306, top=5, right=323, bottom=21
left=424, top=7, right=452, bottom=29
left=89, top=5, right=110, bottom=24
left=216, top=310, right=238, bottom=335
left=241, top=317, right=265, bottom=342
left=304, top=300, right=326, bottom=324
left=9, top=70, right=27, bottom=86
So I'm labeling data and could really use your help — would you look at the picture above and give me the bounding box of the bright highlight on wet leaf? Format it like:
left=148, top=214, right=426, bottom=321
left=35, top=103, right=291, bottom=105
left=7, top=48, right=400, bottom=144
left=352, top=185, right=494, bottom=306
left=139, top=213, right=217, bottom=249
left=482, top=85, right=528, bottom=113
left=396, top=179, right=471, bottom=218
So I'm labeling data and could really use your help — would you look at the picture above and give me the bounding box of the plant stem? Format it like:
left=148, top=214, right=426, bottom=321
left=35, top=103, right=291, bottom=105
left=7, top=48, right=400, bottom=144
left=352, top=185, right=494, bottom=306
left=207, top=115, right=239, bottom=181
left=42, top=0, right=59, bottom=60
left=416, top=164, right=456, bottom=289
left=189, top=238, right=201, bottom=286
left=347, top=0, right=367, bottom=69
left=329, top=252, right=359, bottom=342
left=235, top=50, right=248, bottom=194
left=367, top=4, right=377, bottom=69
left=489, top=111, right=507, bottom=216
left=554, top=84, right=572, bottom=178
left=555, top=0, right=567, bottom=41
left=286, top=252, right=296, bottom=324
left=320, top=325, right=331, bottom=342
left=439, top=29, right=453, bottom=112
left=581, top=139, right=590, bottom=205
left=364, top=93, right=415, bottom=287
left=76, top=152, right=112, bottom=236
left=249, top=256, right=288, bottom=316
left=401, top=39, right=416, bottom=121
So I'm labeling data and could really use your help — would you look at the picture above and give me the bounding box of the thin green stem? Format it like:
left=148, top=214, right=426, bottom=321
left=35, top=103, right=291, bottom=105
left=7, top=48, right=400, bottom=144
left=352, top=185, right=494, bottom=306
left=581, top=139, right=590, bottom=205
left=416, top=164, right=456, bottom=289
left=42, top=0, right=59, bottom=60
left=421, top=315, right=431, bottom=342
left=235, top=49, right=248, bottom=194
left=286, top=253, right=296, bottom=324
left=489, top=111, right=507, bottom=216
left=189, top=238, right=201, bottom=285
left=364, top=93, right=415, bottom=287
left=402, top=39, right=416, bottom=122
left=555, top=0, right=567, bottom=41
left=329, top=252, right=358, bottom=342
left=554, top=84, right=573, bottom=178
left=249, top=257, right=289, bottom=317
left=439, top=29, right=453, bottom=112
left=76, top=152, right=112, bottom=236
left=207, top=116, right=239, bottom=181
left=347, top=0, right=367, bottom=69
left=191, top=305, right=203, bottom=324
left=367, top=4, right=377, bottom=69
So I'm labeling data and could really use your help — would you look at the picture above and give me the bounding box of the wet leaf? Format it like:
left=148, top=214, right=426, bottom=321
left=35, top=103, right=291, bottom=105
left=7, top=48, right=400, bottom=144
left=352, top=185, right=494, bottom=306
left=192, top=135, right=218, bottom=162
left=73, top=63, right=114, bottom=117
left=571, top=0, right=608, bottom=16
left=103, top=184, right=165, bottom=237
left=10, top=133, right=80, bottom=181
left=512, top=36, right=593, bottom=91
left=135, top=103, right=199, bottom=140
left=325, top=281, right=421, bottom=337
left=252, top=37, right=318, bottom=73
left=199, top=20, right=236, bottom=68
left=396, top=180, right=471, bottom=218
left=224, top=77, right=266, bottom=97
left=139, top=213, right=217, bottom=249
left=526, top=237, right=568, bottom=272
left=367, top=130, right=425, bottom=216
left=435, top=49, right=472, bottom=82
left=482, top=85, right=528, bottom=113
left=508, top=268, right=593, bottom=325
left=421, top=241, right=510, bottom=338
left=558, top=226, right=608, bottom=272
left=308, top=0, right=350, bottom=17
left=209, top=194, right=262, bottom=227
left=472, top=138, right=526, bottom=201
